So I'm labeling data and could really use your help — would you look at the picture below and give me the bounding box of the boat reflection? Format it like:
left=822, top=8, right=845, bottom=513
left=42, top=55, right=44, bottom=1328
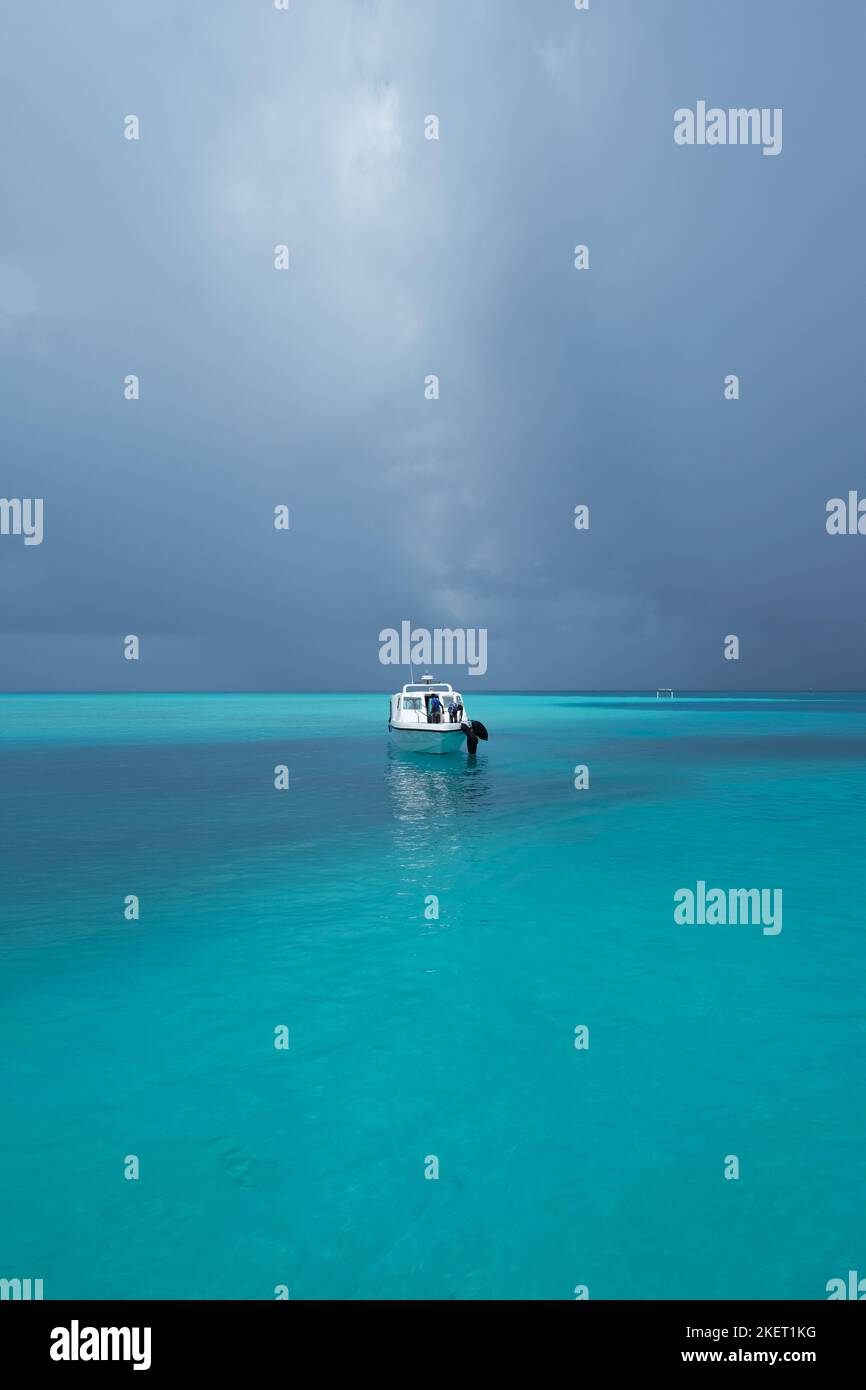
left=384, top=744, right=493, bottom=872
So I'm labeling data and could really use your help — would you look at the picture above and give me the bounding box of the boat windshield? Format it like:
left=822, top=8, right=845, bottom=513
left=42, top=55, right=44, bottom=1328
left=402, top=697, right=423, bottom=710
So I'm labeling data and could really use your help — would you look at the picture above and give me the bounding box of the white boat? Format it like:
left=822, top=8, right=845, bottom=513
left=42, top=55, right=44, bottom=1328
left=388, top=675, right=489, bottom=755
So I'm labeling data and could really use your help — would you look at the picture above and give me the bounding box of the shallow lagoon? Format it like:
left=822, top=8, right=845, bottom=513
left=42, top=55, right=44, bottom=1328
left=0, top=692, right=863, bottom=1299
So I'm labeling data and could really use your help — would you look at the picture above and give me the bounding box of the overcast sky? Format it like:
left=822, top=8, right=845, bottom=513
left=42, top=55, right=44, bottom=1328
left=1, top=0, right=864, bottom=691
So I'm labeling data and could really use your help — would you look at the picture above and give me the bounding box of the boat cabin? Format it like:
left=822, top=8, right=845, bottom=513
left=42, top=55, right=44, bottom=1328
left=390, top=676, right=465, bottom=728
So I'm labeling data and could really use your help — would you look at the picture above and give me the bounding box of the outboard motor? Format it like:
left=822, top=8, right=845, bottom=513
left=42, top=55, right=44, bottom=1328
left=461, top=719, right=489, bottom=755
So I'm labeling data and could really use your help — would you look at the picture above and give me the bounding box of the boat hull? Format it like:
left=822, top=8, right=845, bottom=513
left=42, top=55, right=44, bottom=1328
left=389, top=724, right=468, bottom=755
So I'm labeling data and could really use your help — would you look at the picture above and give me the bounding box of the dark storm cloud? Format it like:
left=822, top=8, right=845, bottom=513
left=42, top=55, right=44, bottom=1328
left=1, top=0, right=863, bottom=690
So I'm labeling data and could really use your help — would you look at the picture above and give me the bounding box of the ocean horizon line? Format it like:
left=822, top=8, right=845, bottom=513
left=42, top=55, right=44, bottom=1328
left=0, top=688, right=863, bottom=698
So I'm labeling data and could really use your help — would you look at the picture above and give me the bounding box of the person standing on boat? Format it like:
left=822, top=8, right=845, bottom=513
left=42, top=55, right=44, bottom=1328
left=447, top=698, right=458, bottom=723
left=428, top=692, right=443, bottom=724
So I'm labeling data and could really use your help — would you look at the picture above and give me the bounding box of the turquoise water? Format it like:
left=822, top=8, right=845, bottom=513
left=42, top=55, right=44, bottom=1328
left=1, top=692, right=864, bottom=1300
